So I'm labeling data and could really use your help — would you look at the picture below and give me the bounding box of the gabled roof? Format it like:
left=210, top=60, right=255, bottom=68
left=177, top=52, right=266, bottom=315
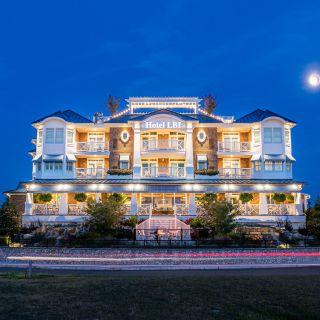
left=235, top=109, right=296, bottom=124
left=130, top=109, right=199, bottom=122
left=32, top=109, right=92, bottom=124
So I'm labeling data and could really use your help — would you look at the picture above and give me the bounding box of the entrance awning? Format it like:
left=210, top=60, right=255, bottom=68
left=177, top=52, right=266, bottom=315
left=66, top=154, right=76, bottom=162
left=32, top=154, right=42, bottom=163
left=263, top=154, right=286, bottom=161
left=43, top=154, right=64, bottom=162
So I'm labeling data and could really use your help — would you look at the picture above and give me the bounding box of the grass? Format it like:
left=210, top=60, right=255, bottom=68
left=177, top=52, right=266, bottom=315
left=0, top=270, right=319, bottom=319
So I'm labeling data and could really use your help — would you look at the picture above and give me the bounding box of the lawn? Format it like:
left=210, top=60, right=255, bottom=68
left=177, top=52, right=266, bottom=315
left=0, top=269, right=319, bottom=320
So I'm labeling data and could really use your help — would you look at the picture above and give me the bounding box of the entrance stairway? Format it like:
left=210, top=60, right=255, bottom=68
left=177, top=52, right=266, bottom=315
left=135, top=216, right=191, bottom=241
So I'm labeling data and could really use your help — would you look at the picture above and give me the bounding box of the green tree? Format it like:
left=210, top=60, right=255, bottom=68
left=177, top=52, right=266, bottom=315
left=197, top=193, right=237, bottom=236
left=306, top=198, right=320, bottom=238
left=0, top=201, right=21, bottom=237
left=86, top=193, right=127, bottom=235
left=203, top=94, right=217, bottom=114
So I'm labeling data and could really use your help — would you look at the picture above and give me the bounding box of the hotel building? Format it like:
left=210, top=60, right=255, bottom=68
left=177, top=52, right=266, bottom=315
left=6, top=97, right=309, bottom=233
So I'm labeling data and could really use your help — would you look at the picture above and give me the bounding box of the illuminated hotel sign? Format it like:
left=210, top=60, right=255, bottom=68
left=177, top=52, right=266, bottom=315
left=142, top=121, right=185, bottom=130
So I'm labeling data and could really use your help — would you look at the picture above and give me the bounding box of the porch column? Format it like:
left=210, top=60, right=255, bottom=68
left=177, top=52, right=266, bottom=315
left=259, top=193, right=268, bottom=215
left=131, top=193, right=138, bottom=215
left=295, top=192, right=302, bottom=215
left=25, top=193, right=33, bottom=215
left=58, top=193, right=68, bottom=215
left=185, top=122, right=194, bottom=178
left=189, top=193, right=196, bottom=216
left=133, top=123, right=141, bottom=179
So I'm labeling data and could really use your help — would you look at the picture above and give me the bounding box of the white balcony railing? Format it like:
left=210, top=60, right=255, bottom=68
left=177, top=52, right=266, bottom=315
left=141, top=166, right=186, bottom=178
left=68, top=204, right=88, bottom=215
left=237, top=204, right=260, bottom=215
left=75, top=168, right=107, bottom=179
left=219, top=168, right=252, bottom=179
left=32, top=204, right=60, bottom=215
left=137, top=204, right=153, bottom=215
left=142, top=139, right=185, bottom=152
left=218, top=141, right=251, bottom=153
left=267, top=204, right=296, bottom=215
left=174, top=204, right=189, bottom=216
left=76, top=142, right=109, bottom=153
left=137, top=204, right=188, bottom=216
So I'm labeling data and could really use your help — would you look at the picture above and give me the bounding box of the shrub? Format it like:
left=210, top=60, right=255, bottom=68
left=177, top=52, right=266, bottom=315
left=185, top=217, right=204, bottom=228
left=74, top=193, right=87, bottom=202
left=107, top=169, right=133, bottom=175
left=37, top=193, right=52, bottom=203
left=286, top=194, right=294, bottom=203
left=0, top=201, right=21, bottom=237
left=121, top=216, right=138, bottom=228
left=272, top=193, right=286, bottom=203
left=239, top=193, right=253, bottom=203
left=194, top=169, right=219, bottom=176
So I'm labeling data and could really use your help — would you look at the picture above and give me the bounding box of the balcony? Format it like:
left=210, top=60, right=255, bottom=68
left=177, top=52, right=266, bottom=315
left=31, top=204, right=60, bottom=215
left=267, top=204, right=296, bottom=215
left=219, top=168, right=252, bottom=179
left=141, top=166, right=186, bottom=178
left=141, top=139, right=185, bottom=152
left=218, top=141, right=251, bottom=153
left=76, top=142, right=109, bottom=154
left=75, top=168, right=107, bottom=179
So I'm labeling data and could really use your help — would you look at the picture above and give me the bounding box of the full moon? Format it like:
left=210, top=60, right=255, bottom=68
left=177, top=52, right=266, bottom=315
left=308, top=72, right=320, bottom=87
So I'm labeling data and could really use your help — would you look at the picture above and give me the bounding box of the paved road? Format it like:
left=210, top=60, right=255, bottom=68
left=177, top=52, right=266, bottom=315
left=2, top=247, right=320, bottom=270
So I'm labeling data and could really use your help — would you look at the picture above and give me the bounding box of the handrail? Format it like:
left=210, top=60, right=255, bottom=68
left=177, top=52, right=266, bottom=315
left=142, top=139, right=185, bottom=151
left=218, top=141, right=251, bottom=152
left=141, top=166, right=186, bottom=178
left=267, top=204, right=296, bottom=215
left=32, top=203, right=60, bottom=215
left=219, top=168, right=252, bottom=179
left=75, top=168, right=107, bottom=179
left=76, top=142, right=109, bottom=152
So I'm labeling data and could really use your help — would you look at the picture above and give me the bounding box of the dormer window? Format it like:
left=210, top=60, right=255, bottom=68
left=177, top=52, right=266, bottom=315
left=263, top=127, right=282, bottom=144
left=45, top=128, right=64, bottom=144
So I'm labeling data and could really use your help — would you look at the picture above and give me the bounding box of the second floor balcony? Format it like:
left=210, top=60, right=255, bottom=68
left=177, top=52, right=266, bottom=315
left=219, top=168, right=252, bottom=179
left=141, top=139, right=185, bottom=152
left=218, top=141, right=251, bottom=153
left=76, top=142, right=109, bottom=154
left=75, top=168, right=107, bottom=179
left=141, top=166, right=186, bottom=178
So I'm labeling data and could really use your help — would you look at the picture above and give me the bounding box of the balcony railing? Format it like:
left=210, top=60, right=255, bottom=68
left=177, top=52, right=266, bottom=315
left=219, top=168, right=252, bottom=179
left=75, top=168, right=107, bottom=179
left=137, top=204, right=188, bottom=216
left=267, top=204, right=296, bottom=215
left=142, top=139, right=185, bottom=152
left=237, top=204, right=260, bottom=215
left=32, top=204, right=60, bottom=215
left=218, top=141, right=251, bottom=153
left=141, top=166, right=186, bottom=178
left=76, top=142, right=109, bottom=153
left=68, top=204, right=88, bottom=215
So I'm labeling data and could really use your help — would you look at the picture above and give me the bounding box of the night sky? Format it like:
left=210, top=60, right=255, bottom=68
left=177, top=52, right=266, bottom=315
left=0, top=1, right=319, bottom=200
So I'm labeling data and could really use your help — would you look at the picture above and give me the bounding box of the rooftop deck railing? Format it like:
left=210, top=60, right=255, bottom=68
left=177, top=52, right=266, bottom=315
left=141, top=166, right=186, bottom=178
left=76, top=142, right=109, bottom=153
left=219, top=168, right=252, bottom=179
left=218, top=141, right=251, bottom=153
left=75, top=168, right=107, bottom=179
left=142, top=139, right=185, bottom=152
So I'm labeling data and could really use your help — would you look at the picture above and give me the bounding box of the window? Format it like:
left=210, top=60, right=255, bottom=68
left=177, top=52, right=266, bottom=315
left=274, top=161, right=283, bottom=171
left=45, top=161, right=62, bottom=171
left=285, top=128, right=290, bottom=145
left=66, top=162, right=74, bottom=172
left=197, top=160, right=207, bottom=170
left=36, top=162, right=42, bottom=171
left=263, top=128, right=273, bottom=143
left=273, top=128, right=282, bottom=143
left=263, top=127, right=282, bottom=143
left=120, top=160, right=129, bottom=169
left=254, top=161, right=261, bottom=171
left=264, top=161, right=273, bottom=171
left=55, top=128, right=64, bottom=144
left=253, top=129, right=261, bottom=144
left=67, top=130, right=74, bottom=144
left=45, top=128, right=54, bottom=144
left=286, top=162, right=292, bottom=172
left=38, top=129, right=43, bottom=145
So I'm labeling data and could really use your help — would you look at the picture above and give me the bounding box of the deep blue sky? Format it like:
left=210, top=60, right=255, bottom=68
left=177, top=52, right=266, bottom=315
left=0, top=0, right=319, bottom=200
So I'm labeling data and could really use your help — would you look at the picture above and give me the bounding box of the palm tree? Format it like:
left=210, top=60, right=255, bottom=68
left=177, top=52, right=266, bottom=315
left=203, top=94, right=217, bottom=114
left=106, top=95, right=120, bottom=116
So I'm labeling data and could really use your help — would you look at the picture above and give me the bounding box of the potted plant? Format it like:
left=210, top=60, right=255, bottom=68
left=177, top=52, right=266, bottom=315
left=37, top=193, right=53, bottom=203
left=239, top=193, right=253, bottom=203
left=272, top=193, right=286, bottom=203
left=74, top=193, right=87, bottom=203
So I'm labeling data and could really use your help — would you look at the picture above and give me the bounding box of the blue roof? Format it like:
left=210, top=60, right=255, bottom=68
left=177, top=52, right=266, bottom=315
left=236, top=109, right=295, bottom=124
left=33, top=109, right=92, bottom=124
